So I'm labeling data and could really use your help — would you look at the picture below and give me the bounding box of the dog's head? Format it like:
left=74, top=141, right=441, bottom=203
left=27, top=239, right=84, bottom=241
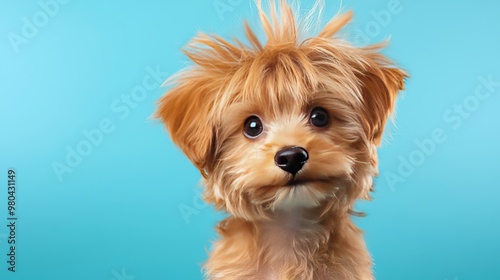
left=156, top=1, right=406, bottom=220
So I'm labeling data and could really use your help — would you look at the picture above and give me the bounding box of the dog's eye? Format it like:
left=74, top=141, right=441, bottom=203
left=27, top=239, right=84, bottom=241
left=243, top=116, right=263, bottom=138
left=310, top=107, right=330, bottom=127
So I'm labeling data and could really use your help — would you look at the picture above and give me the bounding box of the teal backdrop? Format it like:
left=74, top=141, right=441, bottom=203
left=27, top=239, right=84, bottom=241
left=1, top=0, right=499, bottom=279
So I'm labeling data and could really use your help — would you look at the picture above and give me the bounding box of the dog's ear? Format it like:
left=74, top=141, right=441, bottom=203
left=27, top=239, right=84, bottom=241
left=155, top=78, right=216, bottom=177
left=356, top=50, right=407, bottom=145
left=155, top=31, right=248, bottom=177
left=316, top=12, right=407, bottom=145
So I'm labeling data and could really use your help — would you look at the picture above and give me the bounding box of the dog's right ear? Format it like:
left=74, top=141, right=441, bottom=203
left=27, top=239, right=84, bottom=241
left=155, top=76, right=216, bottom=177
left=155, top=31, right=249, bottom=177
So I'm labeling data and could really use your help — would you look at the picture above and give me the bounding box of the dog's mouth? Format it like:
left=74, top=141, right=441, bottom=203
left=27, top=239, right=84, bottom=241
left=284, top=176, right=331, bottom=187
left=285, top=178, right=310, bottom=187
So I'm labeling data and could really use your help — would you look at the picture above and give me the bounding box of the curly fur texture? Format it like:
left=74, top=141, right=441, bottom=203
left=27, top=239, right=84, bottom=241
left=156, top=1, right=407, bottom=279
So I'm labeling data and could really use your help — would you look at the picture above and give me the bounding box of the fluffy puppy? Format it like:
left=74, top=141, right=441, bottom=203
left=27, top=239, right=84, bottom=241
left=156, top=1, right=406, bottom=279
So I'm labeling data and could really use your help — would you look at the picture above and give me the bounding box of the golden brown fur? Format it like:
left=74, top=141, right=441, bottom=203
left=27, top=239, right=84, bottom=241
left=156, top=1, right=407, bottom=279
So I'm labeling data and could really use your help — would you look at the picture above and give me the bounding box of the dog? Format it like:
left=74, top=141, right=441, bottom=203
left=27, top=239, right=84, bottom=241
left=156, top=1, right=406, bottom=279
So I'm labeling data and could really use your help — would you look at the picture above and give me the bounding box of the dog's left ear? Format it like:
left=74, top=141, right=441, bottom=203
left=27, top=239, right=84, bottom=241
left=155, top=78, right=216, bottom=178
left=317, top=11, right=407, bottom=145
left=356, top=51, right=408, bottom=145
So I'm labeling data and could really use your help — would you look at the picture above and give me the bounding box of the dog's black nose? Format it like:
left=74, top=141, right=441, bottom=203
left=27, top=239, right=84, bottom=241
left=274, top=146, right=308, bottom=175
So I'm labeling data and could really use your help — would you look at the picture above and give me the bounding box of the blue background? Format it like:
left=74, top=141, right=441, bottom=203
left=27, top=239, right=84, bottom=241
left=1, top=0, right=499, bottom=279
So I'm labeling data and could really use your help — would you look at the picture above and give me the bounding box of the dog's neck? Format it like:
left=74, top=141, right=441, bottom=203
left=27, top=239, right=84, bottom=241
left=258, top=207, right=332, bottom=243
left=207, top=203, right=371, bottom=279
left=255, top=205, right=347, bottom=264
